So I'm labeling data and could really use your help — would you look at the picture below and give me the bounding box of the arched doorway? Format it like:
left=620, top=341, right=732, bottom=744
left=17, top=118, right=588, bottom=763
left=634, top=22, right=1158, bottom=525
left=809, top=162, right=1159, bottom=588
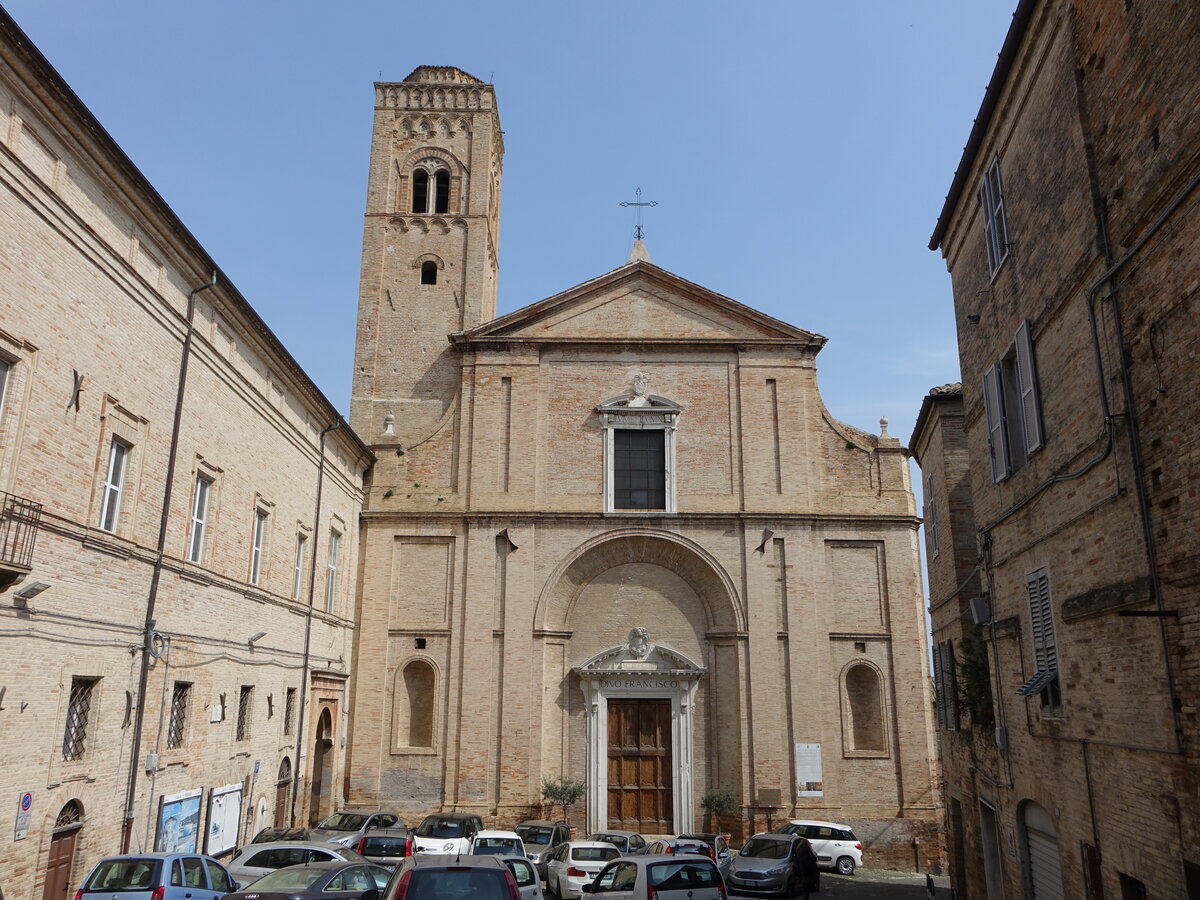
left=274, top=757, right=292, bottom=827
left=41, top=800, right=83, bottom=900
left=537, top=529, right=744, bottom=835
left=1020, top=800, right=1065, bottom=899
left=308, top=708, right=334, bottom=826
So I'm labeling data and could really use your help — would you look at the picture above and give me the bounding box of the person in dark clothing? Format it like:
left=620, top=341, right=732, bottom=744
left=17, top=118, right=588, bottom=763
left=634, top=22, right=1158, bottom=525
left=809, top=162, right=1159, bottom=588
left=792, top=837, right=820, bottom=897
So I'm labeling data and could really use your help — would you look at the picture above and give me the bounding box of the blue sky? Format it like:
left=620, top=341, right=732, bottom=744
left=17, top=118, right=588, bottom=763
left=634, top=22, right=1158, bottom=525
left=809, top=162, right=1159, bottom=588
left=5, top=1, right=1013, bottom=443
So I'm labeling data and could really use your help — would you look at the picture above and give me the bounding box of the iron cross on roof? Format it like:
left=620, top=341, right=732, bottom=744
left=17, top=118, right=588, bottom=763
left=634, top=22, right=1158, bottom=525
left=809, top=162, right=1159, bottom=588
left=619, top=187, right=658, bottom=241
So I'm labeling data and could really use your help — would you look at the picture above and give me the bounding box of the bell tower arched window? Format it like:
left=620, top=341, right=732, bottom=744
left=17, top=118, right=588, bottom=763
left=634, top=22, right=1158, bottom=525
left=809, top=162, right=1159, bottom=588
left=410, top=166, right=451, bottom=214
left=420, top=261, right=438, bottom=285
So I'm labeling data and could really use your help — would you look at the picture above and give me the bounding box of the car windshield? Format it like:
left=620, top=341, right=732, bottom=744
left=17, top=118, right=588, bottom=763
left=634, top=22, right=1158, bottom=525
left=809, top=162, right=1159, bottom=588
left=406, top=868, right=510, bottom=899
left=475, top=839, right=520, bottom=854
left=245, top=867, right=328, bottom=891
left=517, top=826, right=553, bottom=843
left=739, top=838, right=790, bottom=860
left=318, top=812, right=369, bottom=832
left=572, top=847, right=620, bottom=862
left=83, top=859, right=163, bottom=892
left=649, top=862, right=718, bottom=888
left=416, top=817, right=465, bottom=838
left=588, top=834, right=627, bottom=849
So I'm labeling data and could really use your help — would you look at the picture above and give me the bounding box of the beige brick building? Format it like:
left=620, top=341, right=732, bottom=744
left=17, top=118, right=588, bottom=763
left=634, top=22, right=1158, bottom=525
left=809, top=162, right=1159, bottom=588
left=922, top=0, right=1200, bottom=895
left=346, top=66, right=939, bottom=867
left=0, top=12, right=370, bottom=898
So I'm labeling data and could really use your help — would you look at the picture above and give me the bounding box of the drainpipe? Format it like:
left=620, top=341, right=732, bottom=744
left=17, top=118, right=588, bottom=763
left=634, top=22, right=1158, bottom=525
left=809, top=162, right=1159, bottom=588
left=121, top=272, right=217, bottom=852
left=290, top=418, right=341, bottom=826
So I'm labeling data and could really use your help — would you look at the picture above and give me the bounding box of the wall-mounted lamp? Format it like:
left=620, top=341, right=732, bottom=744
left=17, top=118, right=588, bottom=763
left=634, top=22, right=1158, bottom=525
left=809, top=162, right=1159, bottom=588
left=247, top=631, right=267, bottom=648
left=13, top=581, right=50, bottom=608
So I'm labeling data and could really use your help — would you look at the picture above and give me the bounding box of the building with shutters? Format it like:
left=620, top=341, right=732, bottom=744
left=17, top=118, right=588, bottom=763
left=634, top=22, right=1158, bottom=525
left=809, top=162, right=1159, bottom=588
left=0, top=11, right=370, bottom=899
left=344, top=65, right=940, bottom=868
left=922, top=0, right=1200, bottom=896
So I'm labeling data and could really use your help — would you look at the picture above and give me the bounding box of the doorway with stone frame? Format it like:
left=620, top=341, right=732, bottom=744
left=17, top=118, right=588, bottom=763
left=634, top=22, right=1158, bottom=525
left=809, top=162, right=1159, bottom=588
left=607, top=697, right=672, bottom=831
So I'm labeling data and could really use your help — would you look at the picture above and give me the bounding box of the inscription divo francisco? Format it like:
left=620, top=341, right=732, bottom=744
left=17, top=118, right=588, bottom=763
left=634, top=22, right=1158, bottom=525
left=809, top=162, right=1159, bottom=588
left=599, top=678, right=681, bottom=690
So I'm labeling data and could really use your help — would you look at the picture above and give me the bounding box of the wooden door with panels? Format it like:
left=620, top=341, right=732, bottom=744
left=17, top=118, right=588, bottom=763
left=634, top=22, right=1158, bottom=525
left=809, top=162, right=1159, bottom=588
left=607, top=698, right=672, bottom=832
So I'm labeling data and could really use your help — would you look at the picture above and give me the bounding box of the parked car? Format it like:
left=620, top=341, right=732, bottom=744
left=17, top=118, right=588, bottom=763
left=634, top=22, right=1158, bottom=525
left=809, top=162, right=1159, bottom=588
left=355, top=828, right=415, bottom=869
left=411, top=812, right=485, bottom=855
left=470, top=830, right=528, bottom=858
left=221, top=861, right=390, bottom=900
left=225, top=841, right=368, bottom=884
left=382, top=853, right=520, bottom=900
left=583, top=854, right=726, bottom=900
left=672, top=834, right=732, bottom=880
left=582, top=832, right=647, bottom=856
left=75, top=853, right=237, bottom=900
left=310, top=811, right=404, bottom=847
left=250, top=827, right=311, bottom=844
left=515, top=820, right=571, bottom=877
left=726, top=833, right=816, bottom=897
left=544, top=841, right=621, bottom=899
left=776, top=819, right=863, bottom=875
left=502, top=855, right=546, bottom=900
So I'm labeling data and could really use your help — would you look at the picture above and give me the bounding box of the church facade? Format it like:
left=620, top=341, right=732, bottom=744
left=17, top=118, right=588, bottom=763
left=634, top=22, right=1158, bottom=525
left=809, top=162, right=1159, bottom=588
left=346, top=67, right=939, bottom=866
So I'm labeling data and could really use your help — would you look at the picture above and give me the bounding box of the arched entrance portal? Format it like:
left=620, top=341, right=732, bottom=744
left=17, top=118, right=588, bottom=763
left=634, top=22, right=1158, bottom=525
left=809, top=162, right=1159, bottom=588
left=274, top=757, right=292, bottom=827
left=42, top=800, right=83, bottom=900
left=309, top=709, right=334, bottom=826
left=538, top=529, right=744, bottom=836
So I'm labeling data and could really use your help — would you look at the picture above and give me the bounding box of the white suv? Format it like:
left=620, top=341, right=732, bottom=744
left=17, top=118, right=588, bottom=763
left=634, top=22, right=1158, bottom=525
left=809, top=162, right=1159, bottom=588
left=777, top=820, right=863, bottom=875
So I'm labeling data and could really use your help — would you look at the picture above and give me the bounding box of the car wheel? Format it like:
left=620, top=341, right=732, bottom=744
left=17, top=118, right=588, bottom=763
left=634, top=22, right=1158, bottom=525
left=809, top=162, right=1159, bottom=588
left=835, top=856, right=856, bottom=876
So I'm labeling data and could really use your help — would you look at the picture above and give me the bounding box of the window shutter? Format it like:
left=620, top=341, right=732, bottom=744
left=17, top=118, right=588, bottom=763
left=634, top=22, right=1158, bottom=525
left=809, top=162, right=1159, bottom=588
left=982, top=365, right=1010, bottom=481
left=1014, top=319, right=1044, bottom=454
left=988, top=163, right=1008, bottom=253
left=944, top=641, right=960, bottom=730
left=931, top=642, right=946, bottom=729
left=1026, top=569, right=1057, bottom=673
left=980, top=182, right=996, bottom=271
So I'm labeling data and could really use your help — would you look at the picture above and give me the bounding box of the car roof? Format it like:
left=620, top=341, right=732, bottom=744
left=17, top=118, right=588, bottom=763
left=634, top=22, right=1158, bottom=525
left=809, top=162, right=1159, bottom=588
left=592, top=830, right=639, bottom=838
left=239, top=840, right=352, bottom=853
left=361, top=827, right=412, bottom=836
left=784, top=819, right=850, bottom=829
left=517, top=820, right=565, bottom=828
left=419, top=812, right=477, bottom=821
left=405, top=854, right=509, bottom=869
left=92, top=853, right=200, bottom=862
left=274, top=861, right=379, bottom=872
left=475, top=830, right=521, bottom=839
left=566, top=841, right=621, bottom=849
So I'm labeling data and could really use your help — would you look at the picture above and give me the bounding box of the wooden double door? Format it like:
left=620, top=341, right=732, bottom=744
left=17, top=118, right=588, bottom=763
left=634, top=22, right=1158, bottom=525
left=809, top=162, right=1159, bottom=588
left=607, top=698, right=672, bottom=832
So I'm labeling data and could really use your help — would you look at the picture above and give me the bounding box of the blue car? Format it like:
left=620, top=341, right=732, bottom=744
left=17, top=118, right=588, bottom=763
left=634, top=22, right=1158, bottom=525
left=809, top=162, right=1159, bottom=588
left=76, top=853, right=237, bottom=900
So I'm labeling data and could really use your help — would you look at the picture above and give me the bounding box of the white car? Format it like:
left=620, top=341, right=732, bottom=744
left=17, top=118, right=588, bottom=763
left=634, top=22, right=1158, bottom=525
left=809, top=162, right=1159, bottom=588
left=470, top=830, right=527, bottom=858
left=503, top=856, right=546, bottom=900
left=778, top=819, right=864, bottom=875
left=545, top=841, right=621, bottom=899
left=411, top=812, right=484, bottom=855
left=585, top=854, right=725, bottom=900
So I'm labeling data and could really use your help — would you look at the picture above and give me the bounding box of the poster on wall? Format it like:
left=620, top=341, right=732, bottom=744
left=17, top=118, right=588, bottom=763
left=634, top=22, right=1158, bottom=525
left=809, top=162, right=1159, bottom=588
left=794, top=743, right=823, bottom=797
left=155, top=789, right=202, bottom=853
left=205, top=783, right=244, bottom=856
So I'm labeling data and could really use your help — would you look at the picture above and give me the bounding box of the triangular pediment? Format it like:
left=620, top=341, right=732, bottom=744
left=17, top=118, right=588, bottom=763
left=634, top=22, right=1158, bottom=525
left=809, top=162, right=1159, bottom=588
left=456, top=260, right=826, bottom=348
left=576, top=628, right=705, bottom=677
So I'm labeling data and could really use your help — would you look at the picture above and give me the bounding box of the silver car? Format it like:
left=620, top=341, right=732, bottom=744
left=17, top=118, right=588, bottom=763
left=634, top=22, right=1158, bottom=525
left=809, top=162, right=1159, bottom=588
left=309, top=810, right=404, bottom=847
left=584, top=854, right=725, bottom=900
left=224, top=840, right=368, bottom=884
left=503, top=855, right=546, bottom=900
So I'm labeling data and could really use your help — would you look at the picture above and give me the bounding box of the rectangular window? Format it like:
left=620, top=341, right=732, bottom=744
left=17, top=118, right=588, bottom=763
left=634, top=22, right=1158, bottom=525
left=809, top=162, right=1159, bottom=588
left=980, top=156, right=1009, bottom=275
left=613, top=429, right=666, bottom=510
left=62, top=676, right=98, bottom=761
left=188, top=475, right=211, bottom=563
left=284, top=687, right=296, bottom=736
left=1015, top=568, right=1062, bottom=712
left=931, top=640, right=959, bottom=730
left=167, top=681, right=192, bottom=749
left=236, top=685, right=253, bottom=741
left=250, top=509, right=268, bottom=585
left=982, top=319, right=1043, bottom=482
left=0, top=358, right=9, bottom=413
left=325, top=530, right=341, bottom=612
left=293, top=534, right=307, bottom=600
left=98, top=438, right=129, bottom=533
left=926, top=474, right=939, bottom=556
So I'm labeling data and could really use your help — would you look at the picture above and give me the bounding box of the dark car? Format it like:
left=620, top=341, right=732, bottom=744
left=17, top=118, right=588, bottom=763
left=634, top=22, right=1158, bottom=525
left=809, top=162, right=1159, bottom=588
left=355, top=828, right=415, bottom=869
left=382, top=854, right=520, bottom=900
left=223, top=861, right=390, bottom=900
left=726, top=833, right=817, bottom=898
left=673, top=834, right=732, bottom=880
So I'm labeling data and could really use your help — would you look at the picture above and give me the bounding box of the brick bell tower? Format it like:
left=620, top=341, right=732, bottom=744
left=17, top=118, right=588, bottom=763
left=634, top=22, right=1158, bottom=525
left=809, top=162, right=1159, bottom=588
left=351, top=67, right=502, bottom=482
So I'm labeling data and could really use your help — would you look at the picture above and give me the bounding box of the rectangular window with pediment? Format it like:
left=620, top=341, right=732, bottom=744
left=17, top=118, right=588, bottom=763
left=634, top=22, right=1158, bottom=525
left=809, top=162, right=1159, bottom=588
left=598, top=383, right=679, bottom=514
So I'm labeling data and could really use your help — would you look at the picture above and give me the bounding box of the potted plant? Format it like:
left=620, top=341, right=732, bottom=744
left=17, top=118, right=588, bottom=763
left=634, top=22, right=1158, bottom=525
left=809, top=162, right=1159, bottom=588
left=700, top=787, right=737, bottom=833
left=541, top=774, right=586, bottom=828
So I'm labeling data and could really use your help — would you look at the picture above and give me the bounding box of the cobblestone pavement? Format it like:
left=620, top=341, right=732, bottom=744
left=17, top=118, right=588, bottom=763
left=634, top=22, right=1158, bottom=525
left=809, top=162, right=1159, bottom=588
left=731, top=868, right=953, bottom=899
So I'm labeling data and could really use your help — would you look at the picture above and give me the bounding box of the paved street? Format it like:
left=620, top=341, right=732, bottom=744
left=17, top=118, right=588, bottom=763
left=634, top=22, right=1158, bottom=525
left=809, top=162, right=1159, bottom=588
left=732, top=869, right=953, bottom=899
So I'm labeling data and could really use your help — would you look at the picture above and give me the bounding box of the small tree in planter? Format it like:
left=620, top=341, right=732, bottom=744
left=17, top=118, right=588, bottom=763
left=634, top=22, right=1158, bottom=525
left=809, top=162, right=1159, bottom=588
left=700, top=787, right=737, bottom=833
left=542, top=774, right=586, bottom=826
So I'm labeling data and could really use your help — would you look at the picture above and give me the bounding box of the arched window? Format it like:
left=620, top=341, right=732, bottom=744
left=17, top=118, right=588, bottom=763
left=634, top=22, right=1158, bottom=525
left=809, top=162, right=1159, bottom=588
left=845, top=663, right=886, bottom=752
left=397, top=659, right=436, bottom=749
left=56, top=800, right=84, bottom=828
left=410, top=166, right=451, bottom=214
left=420, top=261, right=438, bottom=285
left=411, top=169, right=429, bottom=213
